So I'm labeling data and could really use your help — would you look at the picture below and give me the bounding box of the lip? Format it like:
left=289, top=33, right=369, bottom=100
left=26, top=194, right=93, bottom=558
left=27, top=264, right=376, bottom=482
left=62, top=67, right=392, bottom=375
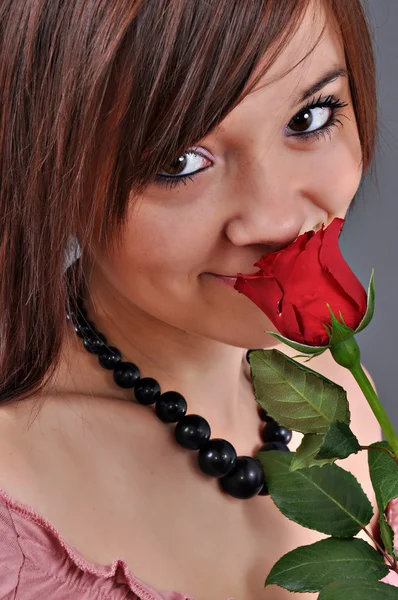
left=206, top=273, right=244, bottom=288
left=206, top=271, right=258, bottom=278
left=213, top=275, right=238, bottom=288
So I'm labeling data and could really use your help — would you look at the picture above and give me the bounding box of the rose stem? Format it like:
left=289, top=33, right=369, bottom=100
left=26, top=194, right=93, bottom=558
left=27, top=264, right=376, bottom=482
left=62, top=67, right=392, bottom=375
left=350, top=362, right=398, bottom=458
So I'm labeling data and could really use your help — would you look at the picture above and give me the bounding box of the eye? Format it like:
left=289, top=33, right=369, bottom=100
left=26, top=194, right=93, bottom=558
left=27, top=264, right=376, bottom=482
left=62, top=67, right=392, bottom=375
left=285, top=94, right=348, bottom=141
left=157, top=150, right=212, bottom=179
left=287, top=106, right=331, bottom=135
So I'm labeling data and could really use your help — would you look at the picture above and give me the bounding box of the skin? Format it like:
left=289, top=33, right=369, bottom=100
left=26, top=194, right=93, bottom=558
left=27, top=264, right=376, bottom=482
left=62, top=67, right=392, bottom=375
left=0, top=2, right=385, bottom=599
left=58, top=2, right=362, bottom=431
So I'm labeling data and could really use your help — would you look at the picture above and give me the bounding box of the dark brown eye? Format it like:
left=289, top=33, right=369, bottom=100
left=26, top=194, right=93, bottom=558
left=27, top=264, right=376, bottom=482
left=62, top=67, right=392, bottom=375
left=288, top=109, right=313, bottom=132
left=164, top=155, right=187, bottom=176
left=157, top=150, right=211, bottom=179
left=287, top=106, right=331, bottom=135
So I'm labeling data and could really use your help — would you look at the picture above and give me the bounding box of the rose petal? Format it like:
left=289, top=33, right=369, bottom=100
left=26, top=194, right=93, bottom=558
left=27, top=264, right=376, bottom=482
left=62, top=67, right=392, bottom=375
left=277, top=302, right=307, bottom=343
left=254, top=230, right=312, bottom=274
left=270, top=230, right=314, bottom=280
left=234, top=275, right=283, bottom=318
left=234, top=217, right=367, bottom=346
left=319, top=218, right=367, bottom=313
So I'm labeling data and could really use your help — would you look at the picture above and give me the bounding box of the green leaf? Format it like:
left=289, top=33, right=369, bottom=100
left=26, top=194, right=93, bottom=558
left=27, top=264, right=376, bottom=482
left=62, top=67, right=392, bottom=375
left=355, top=268, right=375, bottom=334
left=292, top=351, right=327, bottom=362
left=368, top=441, right=398, bottom=558
left=318, top=579, right=398, bottom=600
left=290, top=423, right=361, bottom=472
left=257, top=451, right=373, bottom=536
left=379, top=513, right=396, bottom=560
left=324, top=305, right=356, bottom=346
left=290, top=434, right=335, bottom=471
left=315, top=422, right=361, bottom=460
left=250, top=349, right=350, bottom=434
left=265, top=331, right=328, bottom=355
left=265, top=537, right=388, bottom=593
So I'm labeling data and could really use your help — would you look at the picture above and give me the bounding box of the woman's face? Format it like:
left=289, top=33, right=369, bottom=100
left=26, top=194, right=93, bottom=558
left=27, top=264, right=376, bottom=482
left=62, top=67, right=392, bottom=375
left=93, top=4, right=363, bottom=350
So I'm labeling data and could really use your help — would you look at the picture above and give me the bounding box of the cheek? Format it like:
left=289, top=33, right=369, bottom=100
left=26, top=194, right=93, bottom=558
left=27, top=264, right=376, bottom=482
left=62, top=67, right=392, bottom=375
left=111, top=200, right=216, bottom=283
left=302, top=127, right=362, bottom=216
left=94, top=198, right=226, bottom=330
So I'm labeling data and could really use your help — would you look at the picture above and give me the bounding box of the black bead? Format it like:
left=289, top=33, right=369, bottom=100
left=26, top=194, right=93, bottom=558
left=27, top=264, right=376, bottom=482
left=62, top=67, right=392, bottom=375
left=175, top=415, right=211, bottom=450
left=76, top=302, right=88, bottom=319
left=98, top=346, right=122, bottom=370
left=258, top=441, right=291, bottom=453
left=262, top=421, right=292, bottom=445
left=258, top=407, right=277, bottom=424
left=71, top=310, right=86, bottom=325
left=258, top=481, right=270, bottom=496
left=246, top=349, right=261, bottom=363
left=113, top=361, right=141, bottom=388
left=82, top=331, right=107, bottom=354
left=73, top=317, right=97, bottom=338
left=73, top=321, right=95, bottom=339
left=134, top=377, right=161, bottom=405
left=75, top=307, right=90, bottom=323
left=220, top=456, right=265, bottom=499
left=198, top=439, right=237, bottom=478
left=258, top=407, right=273, bottom=422
left=155, top=391, right=187, bottom=423
left=76, top=313, right=89, bottom=327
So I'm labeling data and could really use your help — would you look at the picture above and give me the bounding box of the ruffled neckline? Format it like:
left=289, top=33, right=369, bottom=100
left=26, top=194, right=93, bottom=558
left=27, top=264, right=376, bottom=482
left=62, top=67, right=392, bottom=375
left=0, top=485, right=196, bottom=600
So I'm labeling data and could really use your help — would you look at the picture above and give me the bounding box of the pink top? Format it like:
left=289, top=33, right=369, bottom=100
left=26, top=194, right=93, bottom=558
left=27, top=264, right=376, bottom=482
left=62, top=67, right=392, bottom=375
left=0, top=487, right=234, bottom=600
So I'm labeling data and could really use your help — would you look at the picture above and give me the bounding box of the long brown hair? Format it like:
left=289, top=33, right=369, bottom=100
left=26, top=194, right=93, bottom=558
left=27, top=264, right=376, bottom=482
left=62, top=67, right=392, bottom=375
left=0, top=0, right=377, bottom=404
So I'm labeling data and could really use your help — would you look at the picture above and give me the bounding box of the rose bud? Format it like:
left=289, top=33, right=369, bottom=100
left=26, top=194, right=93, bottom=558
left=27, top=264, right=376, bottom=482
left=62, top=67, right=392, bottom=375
left=234, top=218, right=373, bottom=352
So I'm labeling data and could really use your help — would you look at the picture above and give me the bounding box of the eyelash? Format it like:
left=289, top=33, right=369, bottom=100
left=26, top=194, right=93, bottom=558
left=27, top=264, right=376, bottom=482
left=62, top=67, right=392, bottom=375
left=155, top=93, right=348, bottom=190
left=289, top=93, right=348, bottom=141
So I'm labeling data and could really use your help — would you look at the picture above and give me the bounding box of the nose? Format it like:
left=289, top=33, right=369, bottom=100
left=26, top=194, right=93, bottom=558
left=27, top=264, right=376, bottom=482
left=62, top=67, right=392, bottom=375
left=224, top=159, right=328, bottom=250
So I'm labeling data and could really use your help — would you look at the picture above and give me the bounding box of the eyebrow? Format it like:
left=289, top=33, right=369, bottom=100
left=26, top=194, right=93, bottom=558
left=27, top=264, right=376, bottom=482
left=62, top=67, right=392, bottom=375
left=294, top=67, right=348, bottom=105
left=209, top=66, right=349, bottom=138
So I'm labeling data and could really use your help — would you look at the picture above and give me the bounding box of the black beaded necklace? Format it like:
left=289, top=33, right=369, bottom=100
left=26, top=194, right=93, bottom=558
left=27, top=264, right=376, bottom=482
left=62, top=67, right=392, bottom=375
left=66, top=300, right=292, bottom=500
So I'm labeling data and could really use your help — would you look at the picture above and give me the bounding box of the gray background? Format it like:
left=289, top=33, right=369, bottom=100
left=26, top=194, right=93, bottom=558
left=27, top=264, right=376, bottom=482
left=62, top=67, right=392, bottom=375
left=342, top=0, right=398, bottom=427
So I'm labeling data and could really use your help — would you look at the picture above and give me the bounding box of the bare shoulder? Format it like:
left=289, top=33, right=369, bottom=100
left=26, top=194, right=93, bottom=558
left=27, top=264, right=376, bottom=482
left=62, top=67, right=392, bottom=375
left=0, top=391, right=165, bottom=531
left=0, top=398, right=44, bottom=504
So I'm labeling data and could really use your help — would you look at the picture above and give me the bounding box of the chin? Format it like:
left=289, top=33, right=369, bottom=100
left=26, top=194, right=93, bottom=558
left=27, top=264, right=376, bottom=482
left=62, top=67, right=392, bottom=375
left=197, top=312, right=282, bottom=350
left=222, top=330, right=282, bottom=350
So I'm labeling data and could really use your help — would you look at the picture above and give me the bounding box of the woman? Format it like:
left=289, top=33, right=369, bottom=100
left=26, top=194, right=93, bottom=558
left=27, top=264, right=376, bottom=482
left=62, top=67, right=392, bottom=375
left=0, top=0, right=385, bottom=598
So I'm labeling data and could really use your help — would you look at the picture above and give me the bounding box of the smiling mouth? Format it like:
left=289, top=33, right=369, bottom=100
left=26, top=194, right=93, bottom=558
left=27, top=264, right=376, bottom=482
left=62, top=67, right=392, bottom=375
left=205, top=272, right=257, bottom=279
left=207, top=274, right=238, bottom=288
left=205, top=227, right=319, bottom=281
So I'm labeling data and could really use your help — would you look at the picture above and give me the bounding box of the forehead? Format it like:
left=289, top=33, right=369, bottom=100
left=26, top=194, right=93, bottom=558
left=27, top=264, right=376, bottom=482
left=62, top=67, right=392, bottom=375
left=211, top=0, right=346, bottom=138
left=250, top=1, right=344, bottom=105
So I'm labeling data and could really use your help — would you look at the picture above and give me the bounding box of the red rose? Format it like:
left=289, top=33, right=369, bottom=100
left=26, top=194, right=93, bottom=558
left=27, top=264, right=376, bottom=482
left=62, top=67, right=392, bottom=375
left=234, top=218, right=367, bottom=347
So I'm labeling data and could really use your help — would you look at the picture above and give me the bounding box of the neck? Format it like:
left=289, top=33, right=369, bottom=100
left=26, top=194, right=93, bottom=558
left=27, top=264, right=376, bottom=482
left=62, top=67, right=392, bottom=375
left=84, top=288, right=250, bottom=428
left=58, top=263, right=279, bottom=436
